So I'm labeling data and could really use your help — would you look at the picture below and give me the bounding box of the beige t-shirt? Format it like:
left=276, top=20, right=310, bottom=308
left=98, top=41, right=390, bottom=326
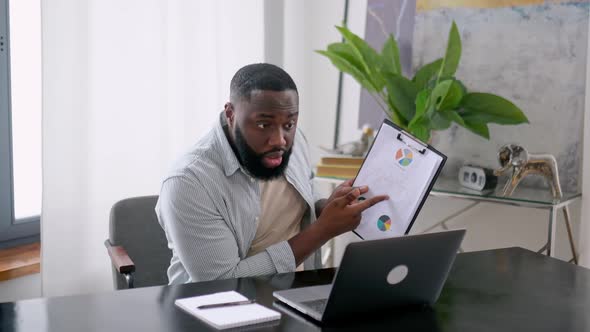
left=247, top=176, right=307, bottom=270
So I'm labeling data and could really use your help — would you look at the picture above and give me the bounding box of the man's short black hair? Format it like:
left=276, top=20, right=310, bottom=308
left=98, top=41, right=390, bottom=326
left=230, top=63, right=298, bottom=102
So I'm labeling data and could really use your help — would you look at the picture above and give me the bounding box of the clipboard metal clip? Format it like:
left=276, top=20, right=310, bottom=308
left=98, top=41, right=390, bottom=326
left=397, top=131, right=428, bottom=155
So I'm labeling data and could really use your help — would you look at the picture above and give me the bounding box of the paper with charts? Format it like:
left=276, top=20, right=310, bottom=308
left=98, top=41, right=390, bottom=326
left=353, top=122, right=445, bottom=240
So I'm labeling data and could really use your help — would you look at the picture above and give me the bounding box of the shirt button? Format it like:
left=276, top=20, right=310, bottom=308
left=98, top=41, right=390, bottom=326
left=250, top=178, right=255, bottom=183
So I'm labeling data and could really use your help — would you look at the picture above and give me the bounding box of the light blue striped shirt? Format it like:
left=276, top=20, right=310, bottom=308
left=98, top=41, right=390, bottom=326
left=156, top=114, right=321, bottom=284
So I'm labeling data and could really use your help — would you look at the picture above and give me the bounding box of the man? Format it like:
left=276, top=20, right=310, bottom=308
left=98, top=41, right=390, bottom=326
left=156, top=63, right=388, bottom=284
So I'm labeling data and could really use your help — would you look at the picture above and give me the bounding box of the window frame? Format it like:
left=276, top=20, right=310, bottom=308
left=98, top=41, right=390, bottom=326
left=0, top=0, right=40, bottom=249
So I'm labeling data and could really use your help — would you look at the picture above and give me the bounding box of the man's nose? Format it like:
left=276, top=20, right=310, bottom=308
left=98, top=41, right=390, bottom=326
left=268, top=128, right=287, bottom=147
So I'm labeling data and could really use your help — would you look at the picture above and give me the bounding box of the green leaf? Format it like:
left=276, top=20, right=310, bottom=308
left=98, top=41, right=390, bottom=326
left=383, top=98, right=407, bottom=128
left=438, top=21, right=462, bottom=79
left=460, top=92, right=529, bottom=124
left=438, top=80, right=465, bottom=111
left=414, top=90, right=430, bottom=118
left=430, top=80, right=454, bottom=111
left=408, top=118, right=431, bottom=143
left=462, top=121, right=490, bottom=139
left=336, top=26, right=385, bottom=91
left=430, top=112, right=452, bottom=130
left=381, top=35, right=402, bottom=75
left=334, top=27, right=369, bottom=72
left=440, top=109, right=465, bottom=126
left=316, top=49, right=377, bottom=93
left=384, top=75, right=418, bottom=122
left=327, top=43, right=367, bottom=75
left=408, top=90, right=432, bottom=141
left=412, top=58, right=442, bottom=91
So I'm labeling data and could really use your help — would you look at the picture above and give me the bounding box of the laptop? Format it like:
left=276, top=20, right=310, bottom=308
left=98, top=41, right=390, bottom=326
left=273, top=229, right=465, bottom=323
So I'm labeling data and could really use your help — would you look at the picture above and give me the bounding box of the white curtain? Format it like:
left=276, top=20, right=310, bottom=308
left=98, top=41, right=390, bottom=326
left=41, top=0, right=265, bottom=297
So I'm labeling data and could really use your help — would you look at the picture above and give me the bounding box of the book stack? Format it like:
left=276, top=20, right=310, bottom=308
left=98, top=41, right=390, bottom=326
left=316, top=156, right=364, bottom=179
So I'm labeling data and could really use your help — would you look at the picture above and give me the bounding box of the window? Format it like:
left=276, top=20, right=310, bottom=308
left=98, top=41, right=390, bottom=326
left=0, top=0, right=41, bottom=248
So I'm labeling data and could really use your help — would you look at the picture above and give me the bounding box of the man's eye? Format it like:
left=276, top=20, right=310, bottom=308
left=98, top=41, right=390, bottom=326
left=257, top=123, right=268, bottom=129
left=285, top=122, right=295, bottom=130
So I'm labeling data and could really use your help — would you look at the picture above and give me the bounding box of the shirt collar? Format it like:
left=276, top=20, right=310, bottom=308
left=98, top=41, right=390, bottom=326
left=214, top=113, right=243, bottom=177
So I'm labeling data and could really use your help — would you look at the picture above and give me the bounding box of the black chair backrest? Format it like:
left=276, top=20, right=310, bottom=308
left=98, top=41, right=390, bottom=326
left=108, top=195, right=171, bottom=289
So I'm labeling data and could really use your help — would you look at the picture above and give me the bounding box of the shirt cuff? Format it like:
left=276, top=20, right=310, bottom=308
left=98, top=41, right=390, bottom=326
left=265, top=241, right=296, bottom=273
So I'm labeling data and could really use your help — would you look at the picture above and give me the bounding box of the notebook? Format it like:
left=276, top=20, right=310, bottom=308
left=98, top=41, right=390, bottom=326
left=175, top=291, right=281, bottom=329
left=353, top=119, right=446, bottom=240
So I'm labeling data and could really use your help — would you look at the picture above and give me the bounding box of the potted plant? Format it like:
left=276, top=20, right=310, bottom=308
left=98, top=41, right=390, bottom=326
left=317, top=22, right=529, bottom=143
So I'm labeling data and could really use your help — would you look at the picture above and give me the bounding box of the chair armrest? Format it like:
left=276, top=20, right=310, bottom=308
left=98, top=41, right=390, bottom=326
left=104, top=240, right=136, bottom=274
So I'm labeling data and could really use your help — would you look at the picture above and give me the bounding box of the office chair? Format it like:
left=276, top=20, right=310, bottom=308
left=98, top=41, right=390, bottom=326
left=104, top=195, right=172, bottom=289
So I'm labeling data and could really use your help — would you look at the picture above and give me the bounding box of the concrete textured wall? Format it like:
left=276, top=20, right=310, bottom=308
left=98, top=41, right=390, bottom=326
left=413, top=2, right=589, bottom=193
left=358, top=0, right=416, bottom=130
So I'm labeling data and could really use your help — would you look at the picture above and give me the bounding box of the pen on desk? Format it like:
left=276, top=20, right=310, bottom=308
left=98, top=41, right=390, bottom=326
left=197, top=299, right=256, bottom=310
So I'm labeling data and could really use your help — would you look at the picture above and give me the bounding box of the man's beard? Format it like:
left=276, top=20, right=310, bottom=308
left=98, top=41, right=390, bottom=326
left=233, top=125, right=292, bottom=181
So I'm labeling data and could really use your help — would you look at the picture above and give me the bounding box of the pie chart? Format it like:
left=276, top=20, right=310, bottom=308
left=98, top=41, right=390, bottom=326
left=377, top=215, right=392, bottom=231
left=395, top=148, right=413, bottom=167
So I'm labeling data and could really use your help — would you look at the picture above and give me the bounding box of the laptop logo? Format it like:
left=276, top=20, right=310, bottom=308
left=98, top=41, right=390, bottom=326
left=386, top=265, right=408, bottom=285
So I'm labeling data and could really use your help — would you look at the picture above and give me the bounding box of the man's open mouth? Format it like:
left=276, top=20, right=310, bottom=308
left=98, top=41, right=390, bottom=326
left=261, top=151, right=284, bottom=168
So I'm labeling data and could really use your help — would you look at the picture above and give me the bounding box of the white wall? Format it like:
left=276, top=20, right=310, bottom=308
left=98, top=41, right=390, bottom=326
left=283, top=0, right=345, bottom=163
left=282, top=0, right=371, bottom=162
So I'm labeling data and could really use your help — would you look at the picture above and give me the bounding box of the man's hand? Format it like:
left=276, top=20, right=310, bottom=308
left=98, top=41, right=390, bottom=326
left=315, top=179, right=370, bottom=217
left=290, top=186, right=388, bottom=265
left=315, top=187, right=388, bottom=240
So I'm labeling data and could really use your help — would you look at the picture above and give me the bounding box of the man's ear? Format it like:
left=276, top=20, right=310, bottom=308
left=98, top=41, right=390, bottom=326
left=224, top=102, right=234, bottom=126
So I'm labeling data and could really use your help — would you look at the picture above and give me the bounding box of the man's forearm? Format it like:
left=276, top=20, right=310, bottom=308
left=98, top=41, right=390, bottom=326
left=285, top=200, right=328, bottom=267
left=289, top=185, right=387, bottom=268
left=288, top=222, right=331, bottom=266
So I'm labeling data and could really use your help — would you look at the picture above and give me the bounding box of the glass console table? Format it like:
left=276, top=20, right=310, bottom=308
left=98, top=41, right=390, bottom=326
left=315, top=176, right=581, bottom=264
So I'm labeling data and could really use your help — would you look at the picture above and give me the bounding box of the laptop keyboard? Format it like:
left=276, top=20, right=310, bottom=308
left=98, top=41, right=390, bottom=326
left=300, top=298, right=328, bottom=314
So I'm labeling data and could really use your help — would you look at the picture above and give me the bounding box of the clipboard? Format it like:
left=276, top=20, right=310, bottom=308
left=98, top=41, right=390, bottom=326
left=352, top=119, right=447, bottom=240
